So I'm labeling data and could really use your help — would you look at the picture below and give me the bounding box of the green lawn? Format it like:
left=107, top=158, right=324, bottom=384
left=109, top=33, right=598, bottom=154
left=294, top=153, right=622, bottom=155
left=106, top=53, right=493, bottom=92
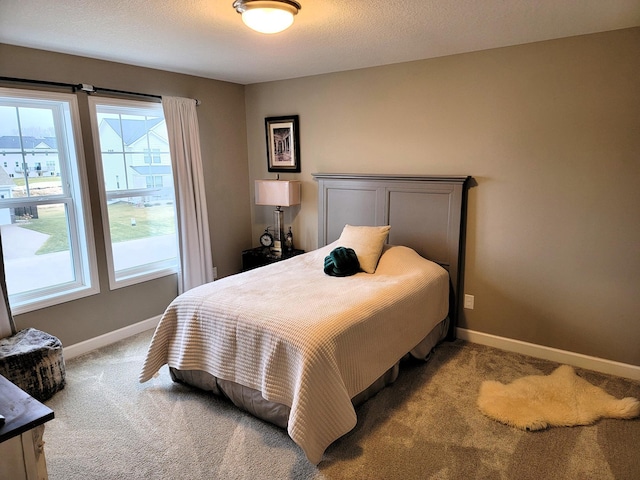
left=20, top=202, right=176, bottom=255
left=12, top=176, right=60, bottom=187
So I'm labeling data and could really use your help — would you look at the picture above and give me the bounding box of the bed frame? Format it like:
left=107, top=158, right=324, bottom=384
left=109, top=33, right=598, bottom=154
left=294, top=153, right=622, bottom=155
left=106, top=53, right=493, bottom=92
left=313, top=173, right=470, bottom=340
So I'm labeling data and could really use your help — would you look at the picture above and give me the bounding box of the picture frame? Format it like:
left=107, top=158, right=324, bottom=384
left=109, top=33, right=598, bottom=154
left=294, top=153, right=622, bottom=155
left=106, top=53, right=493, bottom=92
left=265, top=115, right=300, bottom=173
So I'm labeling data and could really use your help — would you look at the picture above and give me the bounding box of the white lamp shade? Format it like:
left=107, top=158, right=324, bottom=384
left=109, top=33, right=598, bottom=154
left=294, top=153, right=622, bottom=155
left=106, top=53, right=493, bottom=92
left=255, top=180, right=301, bottom=207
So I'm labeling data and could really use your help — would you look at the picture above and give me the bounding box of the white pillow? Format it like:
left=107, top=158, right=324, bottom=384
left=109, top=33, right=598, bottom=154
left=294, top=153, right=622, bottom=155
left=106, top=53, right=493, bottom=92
left=337, top=224, right=391, bottom=274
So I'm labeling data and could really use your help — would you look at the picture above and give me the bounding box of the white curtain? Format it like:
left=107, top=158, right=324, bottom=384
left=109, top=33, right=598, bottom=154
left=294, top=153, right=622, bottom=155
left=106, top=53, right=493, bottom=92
left=162, top=96, right=214, bottom=294
left=0, top=233, right=16, bottom=338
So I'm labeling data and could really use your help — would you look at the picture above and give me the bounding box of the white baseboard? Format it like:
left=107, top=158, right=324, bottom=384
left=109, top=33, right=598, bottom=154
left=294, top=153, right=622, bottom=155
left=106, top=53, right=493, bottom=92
left=457, top=328, right=640, bottom=381
left=63, top=316, right=161, bottom=360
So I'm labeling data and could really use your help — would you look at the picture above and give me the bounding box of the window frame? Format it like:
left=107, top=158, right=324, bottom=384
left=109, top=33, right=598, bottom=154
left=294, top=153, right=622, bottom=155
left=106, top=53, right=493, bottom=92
left=0, top=87, right=99, bottom=314
left=87, top=96, right=180, bottom=290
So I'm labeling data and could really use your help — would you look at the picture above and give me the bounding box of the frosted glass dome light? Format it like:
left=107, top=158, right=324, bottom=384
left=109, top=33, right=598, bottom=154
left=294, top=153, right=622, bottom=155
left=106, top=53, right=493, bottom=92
left=233, top=0, right=301, bottom=34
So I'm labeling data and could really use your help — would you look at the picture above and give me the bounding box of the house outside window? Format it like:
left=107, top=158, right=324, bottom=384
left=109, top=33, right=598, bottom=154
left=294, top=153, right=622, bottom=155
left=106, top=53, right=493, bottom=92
left=88, top=97, right=179, bottom=289
left=0, top=88, right=99, bottom=313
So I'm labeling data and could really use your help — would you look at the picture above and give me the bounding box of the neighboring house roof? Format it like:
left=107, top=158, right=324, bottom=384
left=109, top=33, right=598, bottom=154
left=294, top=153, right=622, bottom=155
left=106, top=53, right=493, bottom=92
left=0, top=136, right=57, bottom=149
left=103, top=118, right=164, bottom=145
left=41, top=137, right=58, bottom=149
left=129, top=165, right=172, bottom=175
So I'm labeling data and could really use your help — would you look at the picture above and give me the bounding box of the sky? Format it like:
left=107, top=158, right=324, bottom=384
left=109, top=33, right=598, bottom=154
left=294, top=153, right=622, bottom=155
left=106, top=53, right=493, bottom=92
left=0, top=105, right=56, bottom=137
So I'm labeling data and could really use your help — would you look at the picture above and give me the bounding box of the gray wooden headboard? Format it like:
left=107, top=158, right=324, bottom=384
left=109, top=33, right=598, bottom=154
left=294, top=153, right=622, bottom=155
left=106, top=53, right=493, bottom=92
left=313, top=173, right=470, bottom=341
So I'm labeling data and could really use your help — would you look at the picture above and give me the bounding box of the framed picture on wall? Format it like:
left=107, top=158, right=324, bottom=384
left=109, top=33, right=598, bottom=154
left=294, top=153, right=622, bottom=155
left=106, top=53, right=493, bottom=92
left=265, top=115, right=300, bottom=173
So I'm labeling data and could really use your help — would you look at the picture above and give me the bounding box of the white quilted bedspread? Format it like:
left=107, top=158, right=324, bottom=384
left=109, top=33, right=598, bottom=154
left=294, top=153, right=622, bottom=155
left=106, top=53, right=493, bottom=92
left=139, top=243, right=448, bottom=463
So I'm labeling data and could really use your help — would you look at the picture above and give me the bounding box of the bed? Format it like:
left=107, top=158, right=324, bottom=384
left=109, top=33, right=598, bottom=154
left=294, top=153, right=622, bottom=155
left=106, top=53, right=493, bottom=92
left=140, top=173, right=470, bottom=464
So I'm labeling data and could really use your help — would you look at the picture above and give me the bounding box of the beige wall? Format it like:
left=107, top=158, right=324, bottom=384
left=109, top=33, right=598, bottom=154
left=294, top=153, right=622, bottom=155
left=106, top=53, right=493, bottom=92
left=1, top=28, right=638, bottom=366
left=0, top=44, right=251, bottom=346
left=245, top=28, right=640, bottom=366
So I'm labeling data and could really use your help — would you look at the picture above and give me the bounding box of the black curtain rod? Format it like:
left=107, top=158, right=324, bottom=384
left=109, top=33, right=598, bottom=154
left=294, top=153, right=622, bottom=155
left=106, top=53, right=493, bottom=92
left=0, top=76, right=79, bottom=91
left=0, top=76, right=200, bottom=105
left=81, top=84, right=162, bottom=102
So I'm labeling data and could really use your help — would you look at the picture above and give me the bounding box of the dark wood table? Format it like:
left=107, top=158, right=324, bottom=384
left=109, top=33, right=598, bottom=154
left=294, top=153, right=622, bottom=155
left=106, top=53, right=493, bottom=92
left=0, top=374, right=54, bottom=479
left=0, top=374, right=54, bottom=442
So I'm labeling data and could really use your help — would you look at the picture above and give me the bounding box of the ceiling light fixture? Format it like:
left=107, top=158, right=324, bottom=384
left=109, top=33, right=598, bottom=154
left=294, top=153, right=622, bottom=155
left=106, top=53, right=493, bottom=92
left=232, top=0, right=301, bottom=34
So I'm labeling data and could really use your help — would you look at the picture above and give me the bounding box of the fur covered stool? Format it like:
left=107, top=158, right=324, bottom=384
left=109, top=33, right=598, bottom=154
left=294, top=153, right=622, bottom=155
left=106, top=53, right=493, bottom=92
left=0, top=328, right=65, bottom=401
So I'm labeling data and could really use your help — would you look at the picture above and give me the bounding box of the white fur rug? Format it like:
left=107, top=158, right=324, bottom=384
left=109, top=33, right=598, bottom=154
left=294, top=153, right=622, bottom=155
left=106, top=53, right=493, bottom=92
left=477, top=365, right=640, bottom=431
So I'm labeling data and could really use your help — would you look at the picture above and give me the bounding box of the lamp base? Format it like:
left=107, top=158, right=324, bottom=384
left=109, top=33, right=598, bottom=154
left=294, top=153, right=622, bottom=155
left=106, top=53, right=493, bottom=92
left=272, top=207, right=284, bottom=257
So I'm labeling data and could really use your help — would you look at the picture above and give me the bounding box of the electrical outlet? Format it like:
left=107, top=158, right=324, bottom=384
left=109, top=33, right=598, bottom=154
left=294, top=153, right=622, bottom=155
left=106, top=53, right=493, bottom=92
left=464, top=294, right=475, bottom=310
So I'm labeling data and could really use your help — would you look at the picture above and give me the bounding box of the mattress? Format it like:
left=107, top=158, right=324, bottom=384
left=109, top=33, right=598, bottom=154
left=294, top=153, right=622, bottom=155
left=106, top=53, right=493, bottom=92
left=140, top=243, right=449, bottom=463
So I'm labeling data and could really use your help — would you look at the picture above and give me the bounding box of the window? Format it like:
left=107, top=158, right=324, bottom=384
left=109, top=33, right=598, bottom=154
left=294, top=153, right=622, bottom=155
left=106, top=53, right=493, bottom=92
left=88, top=98, right=179, bottom=289
left=0, top=88, right=98, bottom=313
left=143, top=148, right=162, bottom=164
left=145, top=175, right=164, bottom=189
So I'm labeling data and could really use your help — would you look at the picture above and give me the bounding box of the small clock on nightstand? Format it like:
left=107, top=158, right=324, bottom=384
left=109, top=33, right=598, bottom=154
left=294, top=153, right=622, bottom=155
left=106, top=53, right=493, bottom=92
left=259, top=229, right=274, bottom=248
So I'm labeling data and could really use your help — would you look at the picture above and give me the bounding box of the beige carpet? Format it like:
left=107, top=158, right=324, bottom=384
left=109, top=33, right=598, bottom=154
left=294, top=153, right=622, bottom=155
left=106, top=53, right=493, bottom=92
left=43, top=330, right=640, bottom=480
left=478, top=365, right=640, bottom=431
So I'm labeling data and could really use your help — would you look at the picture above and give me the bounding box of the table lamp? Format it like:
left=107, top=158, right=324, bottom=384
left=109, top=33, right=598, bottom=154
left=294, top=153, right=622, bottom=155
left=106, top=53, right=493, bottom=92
left=255, top=179, right=301, bottom=256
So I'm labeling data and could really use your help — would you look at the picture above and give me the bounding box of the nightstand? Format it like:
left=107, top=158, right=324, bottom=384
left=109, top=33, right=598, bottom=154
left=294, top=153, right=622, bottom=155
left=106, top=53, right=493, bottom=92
left=242, top=247, right=305, bottom=271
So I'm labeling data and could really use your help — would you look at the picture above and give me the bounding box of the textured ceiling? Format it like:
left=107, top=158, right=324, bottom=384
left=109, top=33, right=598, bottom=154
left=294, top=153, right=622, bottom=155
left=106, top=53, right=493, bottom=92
left=1, top=0, right=639, bottom=85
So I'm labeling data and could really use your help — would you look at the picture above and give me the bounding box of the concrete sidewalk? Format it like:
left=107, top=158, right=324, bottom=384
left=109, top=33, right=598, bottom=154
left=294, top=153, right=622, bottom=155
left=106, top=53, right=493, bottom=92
left=0, top=223, right=49, bottom=259
left=1, top=224, right=177, bottom=295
